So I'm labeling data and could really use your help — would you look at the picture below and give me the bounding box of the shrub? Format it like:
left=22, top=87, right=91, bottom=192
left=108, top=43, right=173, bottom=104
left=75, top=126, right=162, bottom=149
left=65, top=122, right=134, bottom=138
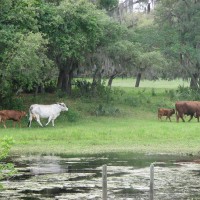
left=73, top=80, right=113, bottom=102
left=0, top=96, right=24, bottom=110
left=94, top=104, right=120, bottom=116
left=151, top=88, right=156, bottom=96
left=124, top=96, right=140, bottom=107
left=66, top=109, right=80, bottom=122
left=0, top=137, right=17, bottom=189
left=56, top=89, right=67, bottom=99
left=165, top=89, right=176, bottom=100
left=176, top=86, right=200, bottom=100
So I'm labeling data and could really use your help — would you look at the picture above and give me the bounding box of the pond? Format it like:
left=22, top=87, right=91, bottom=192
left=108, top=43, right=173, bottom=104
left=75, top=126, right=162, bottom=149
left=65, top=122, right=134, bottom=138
left=0, top=153, right=200, bottom=199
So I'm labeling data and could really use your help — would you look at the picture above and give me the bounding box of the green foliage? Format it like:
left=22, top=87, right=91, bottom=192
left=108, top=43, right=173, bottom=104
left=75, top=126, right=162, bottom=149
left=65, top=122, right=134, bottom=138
left=0, top=137, right=16, bottom=186
left=66, top=109, right=80, bottom=122
left=0, top=96, right=25, bottom=110
left=155, top=0, right=200, bottom=87
left=151, top=88, right=156, bottom=96
left=165, top=89, right=175, bottom=100
left=73, top=80, right=112, bottom=101
left=56, top=89, right=68, bottom=99
left=94, top=104, right=120, bottom=116
left=176, top=86, right=200, bottom=101
left=97, top=0, right=118, bottom=10
left=0, top=137, right=14, bottom=160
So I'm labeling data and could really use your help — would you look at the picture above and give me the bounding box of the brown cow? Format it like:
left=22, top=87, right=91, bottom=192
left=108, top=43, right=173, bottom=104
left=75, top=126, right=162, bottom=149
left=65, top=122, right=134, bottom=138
left=0, top=110, right=27, bottom=128
left=158, top=108, right=175, bottom=122
left=175, top=101, right=200, bottom=122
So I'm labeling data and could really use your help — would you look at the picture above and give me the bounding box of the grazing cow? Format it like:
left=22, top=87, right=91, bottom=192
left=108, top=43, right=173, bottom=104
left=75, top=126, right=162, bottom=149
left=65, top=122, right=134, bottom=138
left=0, top=110, right=27, bottom=128
left=28, top=102, right=68, bottom=127
left=175, top=101, right=200, bottom=122
left=158, top=108, right=175, bottom=122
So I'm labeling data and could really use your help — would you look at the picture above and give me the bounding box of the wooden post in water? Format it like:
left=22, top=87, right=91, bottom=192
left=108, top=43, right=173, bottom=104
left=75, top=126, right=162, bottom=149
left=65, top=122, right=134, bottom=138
left=150, top=163, right=154, bottom=200
left=102, top=165, right=107, bottom=200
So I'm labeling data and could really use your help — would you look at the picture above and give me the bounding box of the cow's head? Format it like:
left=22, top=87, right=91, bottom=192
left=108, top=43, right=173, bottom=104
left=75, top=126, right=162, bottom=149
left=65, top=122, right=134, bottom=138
left=57, top=102, right=68, bottom=111
left=171, top=109, right=175, bottom=114
left=21, top=111, right=27, bottom=117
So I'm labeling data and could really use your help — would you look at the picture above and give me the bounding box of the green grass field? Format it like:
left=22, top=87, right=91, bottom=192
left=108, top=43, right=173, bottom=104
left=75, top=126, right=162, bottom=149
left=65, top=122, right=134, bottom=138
left=2, top=78, right=199, bottom=156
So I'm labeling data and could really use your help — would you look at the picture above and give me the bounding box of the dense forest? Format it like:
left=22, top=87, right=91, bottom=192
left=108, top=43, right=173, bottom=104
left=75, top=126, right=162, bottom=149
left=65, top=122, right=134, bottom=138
left=1, top=0, right=200, bottom=106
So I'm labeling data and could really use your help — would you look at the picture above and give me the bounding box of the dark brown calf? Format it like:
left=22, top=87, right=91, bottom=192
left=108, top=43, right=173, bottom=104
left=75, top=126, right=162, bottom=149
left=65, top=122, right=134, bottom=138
left=158, top=108, right=175, bottom=122
left=0, top=110, right=26, bottom=128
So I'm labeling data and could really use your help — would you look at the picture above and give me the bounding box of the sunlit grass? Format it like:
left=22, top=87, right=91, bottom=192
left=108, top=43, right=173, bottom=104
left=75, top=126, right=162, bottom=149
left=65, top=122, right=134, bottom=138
left=112, top=78, right=189, bottom=88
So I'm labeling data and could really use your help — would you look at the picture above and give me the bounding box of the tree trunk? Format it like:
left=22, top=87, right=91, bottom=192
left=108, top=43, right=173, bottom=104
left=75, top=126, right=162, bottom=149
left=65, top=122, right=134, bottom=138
left=92, top=66, right=103, bottom=86
left=108, top=75, right=114, bottom=87
left=107, top=70, right=119, bottom=87
left=147, top=3, right=151, bottom=13
left=190, top=73, right=199, bottom=89
left=135, top=72, right=142, bottom=87
left=57, top=68, right=73, bottom=95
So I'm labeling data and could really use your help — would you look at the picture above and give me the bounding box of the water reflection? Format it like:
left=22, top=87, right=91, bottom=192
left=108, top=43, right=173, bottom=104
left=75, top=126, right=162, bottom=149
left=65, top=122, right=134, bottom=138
left=0, top=153, right=200, bottom=199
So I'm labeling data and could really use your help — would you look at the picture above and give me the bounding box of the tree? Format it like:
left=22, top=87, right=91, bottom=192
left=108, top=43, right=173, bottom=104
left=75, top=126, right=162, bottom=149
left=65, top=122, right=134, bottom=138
left=155, top=0, right=200, bottom=89
left=105, top=39, right=139, bottom=87
left=39, top=0, right=122, bottom=94
left=0, top=0, right=54, bottom=102
left=135, top=51, right=166, bottom=87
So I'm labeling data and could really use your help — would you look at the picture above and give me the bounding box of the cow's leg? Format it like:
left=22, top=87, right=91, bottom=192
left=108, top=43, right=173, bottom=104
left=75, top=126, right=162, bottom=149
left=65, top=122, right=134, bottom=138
left=180, top=115, right=185, bottom=122
left=35, top=115, right=43, bottom=127
left=188, top=115, right=193, bottom=122
left=18, top=120, right=21, bottom=128
left=45, top=116, right=52, bottom=126
left=3, top=121, right=7, bottom=128
left=176, top=112, right=185, bottom=122
left=179, top=113, right=185, bottom=122
left=51, top=119, right=55, bottom=127
left=13, top=121, right=16, bottom=128
left=28, top=114, right=33, bottom=127
left=176, top=112, right=179, bottom=122
left=167, top=116, right=171, bottom=122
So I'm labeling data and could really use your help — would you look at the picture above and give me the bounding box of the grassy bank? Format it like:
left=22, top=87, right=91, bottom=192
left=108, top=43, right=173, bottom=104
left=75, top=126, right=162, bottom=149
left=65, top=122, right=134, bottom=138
left=2, top=78, right=199, bottom=156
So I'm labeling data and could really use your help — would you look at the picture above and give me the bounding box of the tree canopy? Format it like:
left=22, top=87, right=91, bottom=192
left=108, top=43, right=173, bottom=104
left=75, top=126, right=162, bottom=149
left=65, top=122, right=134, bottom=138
left=1, top=0, right=200, bottom=106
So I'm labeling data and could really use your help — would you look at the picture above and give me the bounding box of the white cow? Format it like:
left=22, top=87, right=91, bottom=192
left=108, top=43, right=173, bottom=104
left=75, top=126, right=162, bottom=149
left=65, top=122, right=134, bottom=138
left=28, top=103, right=68, bottom=127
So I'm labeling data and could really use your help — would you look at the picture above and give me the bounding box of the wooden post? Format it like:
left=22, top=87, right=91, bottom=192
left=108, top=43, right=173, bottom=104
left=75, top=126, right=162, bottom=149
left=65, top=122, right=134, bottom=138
left=150, top=163, right=154, bottom=200
left=102, top=165, right=107, bottom=200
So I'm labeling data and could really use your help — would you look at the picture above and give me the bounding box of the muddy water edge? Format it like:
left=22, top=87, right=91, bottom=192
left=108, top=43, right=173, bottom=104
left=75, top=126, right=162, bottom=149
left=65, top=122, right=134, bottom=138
left=1, top=153, right=200, bottom=200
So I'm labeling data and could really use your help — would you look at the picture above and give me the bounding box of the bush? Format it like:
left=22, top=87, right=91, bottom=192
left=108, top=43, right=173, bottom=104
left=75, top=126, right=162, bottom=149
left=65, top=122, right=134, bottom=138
left=56, top=89, right=67, bottom=99
left=176, top=86, right=200, bottom=100
left=0, top=96, right=25, bottom=110
left=124, top=96, right=140, bottom=107
left=66, top=109, right=80, bottom=122
left=0, top=137, right=17, bottom=188
left=73, top=80, right=112, bottom=102
left=165, top=89, right=176, bottom=100
left=94, top=104, right=120, bottom=116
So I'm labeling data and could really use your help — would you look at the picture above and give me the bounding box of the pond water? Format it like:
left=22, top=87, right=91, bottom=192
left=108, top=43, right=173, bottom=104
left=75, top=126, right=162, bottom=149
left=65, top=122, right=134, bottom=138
left=0, top=153, right=200, bottom=200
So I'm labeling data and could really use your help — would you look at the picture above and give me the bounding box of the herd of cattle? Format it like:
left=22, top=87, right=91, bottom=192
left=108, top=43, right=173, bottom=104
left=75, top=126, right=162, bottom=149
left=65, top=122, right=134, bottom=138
left=0, top=101, right=200, bottom=128
left=0, top=103, right=68, bottom=128
left=158, top=101, right=200, bottom=122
